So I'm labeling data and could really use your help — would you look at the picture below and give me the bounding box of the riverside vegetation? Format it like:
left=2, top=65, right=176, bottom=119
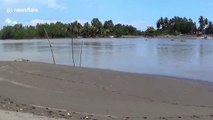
left=0, top=16, right=213, bottom=39
left=146, top=16, right=213, bottom=36
left=0, top=18, right=141, bottom=39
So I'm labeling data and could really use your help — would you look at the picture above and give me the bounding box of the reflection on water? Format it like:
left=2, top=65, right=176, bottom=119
left=0, top=38, right=213, bottom=82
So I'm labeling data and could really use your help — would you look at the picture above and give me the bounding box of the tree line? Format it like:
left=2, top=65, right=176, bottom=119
left=1, top=16, right=213, bottom=39
left=0, top=18, right=141, bottom=39
left=145, top=16, right=213, bottom=36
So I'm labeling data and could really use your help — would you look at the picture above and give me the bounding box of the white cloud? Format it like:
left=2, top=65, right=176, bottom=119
left=5, top=18, right=17, bottom=25
left=5, top=18, right=12, bottom=24
left=44, top=0, right=66, bottom=10
left=0, top=0, right=66, bottom=10
left=12, top=21, right=18, bottom=24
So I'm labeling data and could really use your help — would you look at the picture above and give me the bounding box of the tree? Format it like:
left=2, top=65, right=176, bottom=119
left=91, top=18, right=103, bottom=36
left=1, top=26, right=14, bottom=39
left=206, top=21, right=213, bottom=34
left=145, top=26, right=155, bottom=34
left=13, top=24, right=25, bottom=39
left=156, top=20, right=161, bottom=29
left=25, top=26, right=38, bottom=38
left=205, top=18, right=209, bottom=26
left=126, top=25, right=138, bottom=35
left=155, top=16, right=197, bottom=35
left=36, top=23, right=47, bottom=38
left=55, top=21, right=67, bottom=37
left=82, top=22, right=92, bottom=38
left=177, top=22, right=195, bottom=34
left=114, top=24, right=123, bottom=37
left=0, top=18, right=142, bottom=39
left=159, top=17, right=165, bottom=29
left=164, top=17, right=169, bottom=28
left=199, top=16, right=205, bottom=32
left=103, top=20, right=114, bottom=35
left=68, top=21, right=82, bottom=37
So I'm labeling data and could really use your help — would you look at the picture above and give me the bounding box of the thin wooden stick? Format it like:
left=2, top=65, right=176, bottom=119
left=44, top=28, right=56, bottom=64
left=71, top=37, right=75, bottom=67
left=79, top=40, right=83, bottom=67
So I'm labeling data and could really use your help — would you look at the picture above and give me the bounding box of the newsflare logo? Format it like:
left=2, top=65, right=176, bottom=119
left=6, top=8, right=39, bottom=14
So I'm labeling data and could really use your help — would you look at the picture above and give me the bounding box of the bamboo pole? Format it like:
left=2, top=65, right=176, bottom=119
left=44, top=28, right=56, bottom=64
left=79, top=40, right=83, bottom=67
left=71, top=36, right=76, bottom=67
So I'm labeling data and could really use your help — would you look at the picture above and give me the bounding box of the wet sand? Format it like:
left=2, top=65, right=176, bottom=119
left=0, top=109, right=66, bottom=120
left=0, top=61, right=213, bottom=120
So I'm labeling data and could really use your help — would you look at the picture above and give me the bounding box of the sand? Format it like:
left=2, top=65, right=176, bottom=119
left=0, top=61, right=213, bottom=120
left=0, top=109, right=66, bottom=120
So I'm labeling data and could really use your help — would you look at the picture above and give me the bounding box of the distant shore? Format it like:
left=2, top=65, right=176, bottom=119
left=0, top=61, right=213, bottom=120
left=1, top=34, right=213, bottom=40
left=154, top=34, right=213, bottom=40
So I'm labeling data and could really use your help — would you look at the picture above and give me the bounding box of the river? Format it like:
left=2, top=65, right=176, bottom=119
left=1, top=38, right=213, bottom=82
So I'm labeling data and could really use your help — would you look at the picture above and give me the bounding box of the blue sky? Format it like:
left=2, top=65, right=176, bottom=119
left=0, top=0, right=213, bottom=30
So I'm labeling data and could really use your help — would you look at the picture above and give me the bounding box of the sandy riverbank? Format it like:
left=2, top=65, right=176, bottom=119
left=0, top=109, right=66, bottom=120
left=0, top=61, right=213, bottom=120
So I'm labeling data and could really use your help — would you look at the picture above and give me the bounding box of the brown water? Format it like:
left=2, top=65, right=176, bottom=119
left=0, top=38, right=213, bottom=82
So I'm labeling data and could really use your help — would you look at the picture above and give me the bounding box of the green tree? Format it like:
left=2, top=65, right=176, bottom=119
left=25, top=26, right=38, bottom=38
left=155, top=16, right=197, bottom=35
left=103, top=20, right=114, bottom=35
left=177, top=22, right=195, bottom=34
left=1, top=26, right=15, bottom=39
left=91, top=18, right=103, bottom=36
left=156, top=19, right=161, bottom=29
left=114, top=24, right=123, bottom=37
left=206, top=21, right=213, bottom=34
left=199, top=16, right=205, bottom=32
left=126, top=25, right=138, bottom=35
left=36, top=23, right=47, bottom=38
left=145, top=27, right=155, bottom=34
left=164, top=17, right=169, bottom=28
left=68, top=21, right=82, bottom=37
left=160, top=17, right=165, bottom=29
left=0, top=18, right=142, bottom=39
left=82, top=22, right=92, bottom=38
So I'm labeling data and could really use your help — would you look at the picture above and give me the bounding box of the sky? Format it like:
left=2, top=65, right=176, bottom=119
left=0, top=0, right=213, bottom=30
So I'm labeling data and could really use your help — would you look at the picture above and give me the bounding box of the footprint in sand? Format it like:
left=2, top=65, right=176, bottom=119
left=190, top=115, right=200, bottom=118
